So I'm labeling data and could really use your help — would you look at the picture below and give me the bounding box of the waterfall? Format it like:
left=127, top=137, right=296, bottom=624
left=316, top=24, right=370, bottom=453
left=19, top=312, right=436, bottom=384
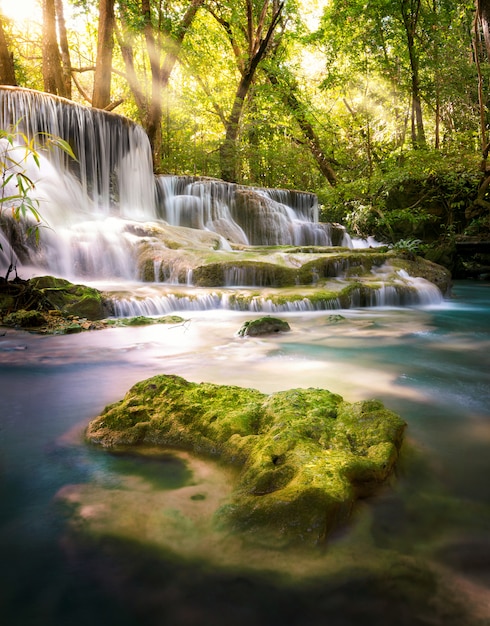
left=156, top=175, right=352, bottom=247
left=110, top=280, right=442, bottom=317
left=0, top=88, right=446, bottom=313
left=0, top=87, right=157, bottom=217
left=0, top=86, right=157, bottom=279
left=0, top=87, right=347, bottom=279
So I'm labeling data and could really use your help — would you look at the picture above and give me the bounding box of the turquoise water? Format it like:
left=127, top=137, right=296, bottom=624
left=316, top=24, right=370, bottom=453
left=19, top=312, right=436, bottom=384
left=0, top=281, right=489, bottom=625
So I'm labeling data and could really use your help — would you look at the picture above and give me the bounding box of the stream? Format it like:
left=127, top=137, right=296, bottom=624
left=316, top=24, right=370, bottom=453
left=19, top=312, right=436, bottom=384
left=1, top=280, right=489, bottom=626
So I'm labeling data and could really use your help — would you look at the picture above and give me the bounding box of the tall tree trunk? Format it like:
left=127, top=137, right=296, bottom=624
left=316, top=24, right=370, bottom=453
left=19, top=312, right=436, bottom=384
left=475, top=5, right=488, bottom=151
left=42, top=0, right=65, bottom=96
left=409, top=60, right=426, bottom=148
left=220, top=74, right=254, bottom=182
left=92, top=0, right=114, bottom=109
left=216, top=0, right=285, bottom=182
left=55, top=0, right=71, bottom=98
left=267, top=69, right=337, bottom=186
left=401, top=0, right=427, bottom=149
left=0, top=15, right=16, bottom=85
left=477, top=0, right=490, bottom=58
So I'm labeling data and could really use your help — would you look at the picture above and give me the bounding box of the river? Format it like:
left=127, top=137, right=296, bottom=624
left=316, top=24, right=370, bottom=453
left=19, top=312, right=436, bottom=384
left=1, top=280, right=489, bottom=626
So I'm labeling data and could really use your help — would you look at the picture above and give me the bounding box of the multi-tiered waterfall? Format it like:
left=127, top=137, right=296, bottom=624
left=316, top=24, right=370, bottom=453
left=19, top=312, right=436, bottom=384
left=0, top=87, right=448, bottom=312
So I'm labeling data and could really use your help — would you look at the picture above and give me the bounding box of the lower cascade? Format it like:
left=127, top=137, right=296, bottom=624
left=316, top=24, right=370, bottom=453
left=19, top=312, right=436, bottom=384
left=0, top=87, right=450, bottom=313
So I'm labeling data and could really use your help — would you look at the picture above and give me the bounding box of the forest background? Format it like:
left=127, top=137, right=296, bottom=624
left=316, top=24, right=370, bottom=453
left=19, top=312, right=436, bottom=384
left=1, top=0, right=490, bottom=256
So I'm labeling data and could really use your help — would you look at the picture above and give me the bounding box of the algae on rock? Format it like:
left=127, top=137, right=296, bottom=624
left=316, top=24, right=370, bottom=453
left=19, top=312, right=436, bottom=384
left=237, top=316, right=291, bottom=336
left=86, top=374, right=406, bottom=544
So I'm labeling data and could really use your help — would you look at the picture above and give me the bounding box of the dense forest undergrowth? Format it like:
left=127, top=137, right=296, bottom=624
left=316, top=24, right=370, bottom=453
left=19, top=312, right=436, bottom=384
left=318, top=151, right=490, bottom=277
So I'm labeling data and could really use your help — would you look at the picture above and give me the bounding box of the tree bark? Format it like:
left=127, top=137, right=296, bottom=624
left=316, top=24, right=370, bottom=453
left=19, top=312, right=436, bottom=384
left=42, top=0, right=66, bottom=96
left=401, top=0, right=427, bottom=149
left=0, top=15, right=16, bottom=85
left=215, top=0, right=285, bottom=182
left=220, top=72, right=255, bottom=182
left=92, top=0, right=114, bottom=109
left=477, top=0, right=490, bottom=58
left=55, top=0, right=72, bottom=98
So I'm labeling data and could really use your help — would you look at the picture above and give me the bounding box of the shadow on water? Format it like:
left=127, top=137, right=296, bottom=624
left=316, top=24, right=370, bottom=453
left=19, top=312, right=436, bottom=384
left=2, top=435, right=488, bottom=626
left=88, top=448, right=194, bottom=491
left=18, top=529, right=480, bottom=626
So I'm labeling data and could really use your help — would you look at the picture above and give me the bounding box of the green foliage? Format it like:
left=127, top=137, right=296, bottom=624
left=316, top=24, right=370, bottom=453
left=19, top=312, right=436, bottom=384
left=1, top=0, right=485, bottom=195
left=464, top=214, right=490, bottom=236
left=1, top=129, right=43, bottom=252
left=0, top=126, right=77, bottom=279
left=392, top=238, right=423, bottom=254
left=319, top=150, right=480, bottom=243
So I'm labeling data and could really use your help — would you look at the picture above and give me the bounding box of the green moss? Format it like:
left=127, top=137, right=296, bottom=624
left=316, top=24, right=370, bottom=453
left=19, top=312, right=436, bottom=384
left=237, top=316, right=291, bottom=336
left=29, top=276, right=106, bottom=319
left=2, top=309, right=46, bottom=328
left=192, top=261, right=296, bottom=287
left=107, top=315, right=185, bottom=327
left=87, top=374, right=406, bottom=544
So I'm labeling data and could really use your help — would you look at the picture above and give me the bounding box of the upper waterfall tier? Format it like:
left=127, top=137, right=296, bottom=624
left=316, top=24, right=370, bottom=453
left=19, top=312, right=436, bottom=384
left=0, top=86, right=157, bottom=220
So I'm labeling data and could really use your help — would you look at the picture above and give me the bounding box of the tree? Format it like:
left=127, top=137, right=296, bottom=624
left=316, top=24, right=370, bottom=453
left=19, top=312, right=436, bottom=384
left=42, top=0, right=71, bottom=97
left=0, top=14, right=17, bottom=86
left=472, top=0, right=490, bottom=212
left=265, top=65, right=337, bottom=185
left=316, top=0, right=478, bottom=157
left=55, top=0, right=72, bottom=98
left=116, top=0, right=205, bottom=163
left=400, top=0, right=427, bottom=148
left=92, top=0, right=115, bottom=109
left=206, top=0, right=285, bottom=182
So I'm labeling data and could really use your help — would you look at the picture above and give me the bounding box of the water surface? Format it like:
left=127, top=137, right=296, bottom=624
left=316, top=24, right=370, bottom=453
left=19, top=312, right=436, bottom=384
left=1, top=281, right=489, bottom=626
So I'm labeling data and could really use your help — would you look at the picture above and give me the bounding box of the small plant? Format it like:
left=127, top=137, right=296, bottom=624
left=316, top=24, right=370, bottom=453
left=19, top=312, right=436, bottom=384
left=0, top=125, right=76, bottom=281
left=392, top=238, right=423, bottom=255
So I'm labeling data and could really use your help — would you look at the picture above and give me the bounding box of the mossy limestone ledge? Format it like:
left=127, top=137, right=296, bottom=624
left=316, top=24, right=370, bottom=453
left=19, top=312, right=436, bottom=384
left=86, top=374, right=406, bottom=543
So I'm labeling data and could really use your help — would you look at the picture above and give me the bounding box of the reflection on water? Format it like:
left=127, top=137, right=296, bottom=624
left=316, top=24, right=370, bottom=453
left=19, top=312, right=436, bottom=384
left=0, top=281, right=489, bottom=625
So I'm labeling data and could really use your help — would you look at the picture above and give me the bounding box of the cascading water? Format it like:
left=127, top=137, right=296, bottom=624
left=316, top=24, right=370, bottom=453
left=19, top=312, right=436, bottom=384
left=0, top=87, right=158, bottom=280
left=0, top=87, right=446, bottom=311
left=155, top=175, right=351, bottom=247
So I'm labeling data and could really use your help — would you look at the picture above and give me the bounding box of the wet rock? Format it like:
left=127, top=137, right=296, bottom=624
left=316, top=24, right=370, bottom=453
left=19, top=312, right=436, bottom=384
left=86, top=374, right=406, bottom=544
left=237, top=316, right=291, bottom=337
left=29, top=276, right=108, bottom=319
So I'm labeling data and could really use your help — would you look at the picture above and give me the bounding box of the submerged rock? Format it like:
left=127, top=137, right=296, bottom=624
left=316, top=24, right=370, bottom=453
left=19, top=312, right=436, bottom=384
left=237, top=316, right=291, bottom=336
left=86, top=374, right=406, bottom=544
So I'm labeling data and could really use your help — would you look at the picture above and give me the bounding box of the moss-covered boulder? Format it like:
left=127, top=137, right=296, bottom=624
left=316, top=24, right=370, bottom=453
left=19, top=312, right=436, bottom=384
left=86, top=374, right=406, bottom=543
left=29, top=276, right=107, bottom=319
left=0, top=275, right=117, bottom=332
left=237, top=316, right=291, bottom=337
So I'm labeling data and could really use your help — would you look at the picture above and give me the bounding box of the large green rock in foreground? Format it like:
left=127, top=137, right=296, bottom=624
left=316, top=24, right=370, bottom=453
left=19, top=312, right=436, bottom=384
left=86, top=374, right=406, bottom=543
